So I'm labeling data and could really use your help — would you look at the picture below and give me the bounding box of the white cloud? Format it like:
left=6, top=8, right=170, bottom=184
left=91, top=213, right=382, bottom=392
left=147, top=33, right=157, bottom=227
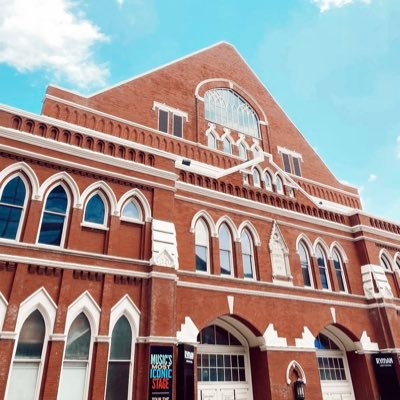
left=312, top=0, right=371, bottom=13
left=368, top=173, right=377, bottom=182
left=0, top=0, right=109, bottom=89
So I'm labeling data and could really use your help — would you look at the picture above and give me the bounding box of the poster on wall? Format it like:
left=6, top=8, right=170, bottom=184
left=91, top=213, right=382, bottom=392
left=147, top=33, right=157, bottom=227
left=149, top=345, right=174, bottom=400
left=177, top=344, right=195, bottom=400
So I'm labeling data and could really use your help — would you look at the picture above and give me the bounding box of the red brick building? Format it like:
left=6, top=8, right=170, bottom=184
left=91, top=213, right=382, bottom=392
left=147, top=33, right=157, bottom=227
left=0, top=42, right=399, bottom=400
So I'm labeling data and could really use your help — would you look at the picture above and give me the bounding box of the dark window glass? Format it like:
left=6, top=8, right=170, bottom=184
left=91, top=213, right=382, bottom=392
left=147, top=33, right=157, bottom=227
left=158, top=110, right=168, bottom=133
left=195, top=245, right=207, bottom=272
left=282, top=153, right=291, bottom=173
left=105, top=362, right=130, bottom=400
left=110, top=316, right=132, bottom=360
left=65, top=313, right=91, bottom=360
left=396, top=257, right=400, bottom=270
left=381, top=255, right=391, bottom=271
left=333, top=250, right=346, bottom=292
left=45, top=185, right=68, bottom=213
left=317, top=247, right=329, bottom=289
left=241, top=230, right=254, bottom=279
left=15, top=310, right=45, bottom=359
left=215, top=325, right=229, bottom=345
left=173, top=114, right=183, bottom=138
left=84, top=194, right=105, bottom=225
left=299, top=242, right=312, bottom=287
left=292, top=157, right=302, bottom=176
left=0, top=176, right=26, bottom=240
left=219, top=224, right=232, bottom=275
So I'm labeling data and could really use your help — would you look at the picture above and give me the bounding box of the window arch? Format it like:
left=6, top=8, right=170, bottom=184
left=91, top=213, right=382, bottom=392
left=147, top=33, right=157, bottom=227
left=58, top=313, right=92, bottom=400
left=380, top=252, right=392, bottom=272
left=298, top=241, right=313, bottom=288
left=121, top=198, right=143, bottom=223
left=195, top=219, right=210, bottom=273
left=105, top=316, right=133, bottom=400
left=238, top=143, right=247, bottom=159
left=7, top=310, right=46, bottom=400
left=223, top=137, right=232, bottom=155
left=316, top=245, right=331, bottom=290
left=0, top=175, right=28, bottom=240
left=241, top=230, right=255, bottom=279
left=208, top=132, right=217, bottom=149
left=252, top=169, right=261, bottom=188
left=37, top=184, right=69, bottom=246
left=275, top=175, right=284, bottom=195
left=332, top=249, right=347, bottom=292
left=219, top=223, right=233, bottom=276
left=204, top=89, right=260, bottom=138
left=83, top=192, right=107, bottom=226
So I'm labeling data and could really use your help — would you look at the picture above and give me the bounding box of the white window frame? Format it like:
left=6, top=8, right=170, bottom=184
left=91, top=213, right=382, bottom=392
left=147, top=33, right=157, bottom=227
left=218, top=223, right=234, bottom=277
left=195, top=219, right=210, bottom=274
left=240, top=230, right=256, bottom=280
left=36, top=182, right=71, bottom=248
left=379, top=250, right=394, bottom=273
left=332, top=249, right=348, bottom=293
left=316, top=245, right=332, bottom=291
left=252, top=168, right=261, bottom=188
left=298, top=241, right=315, bottom=288
left=120, top=197, right=144, bottom=225
left=0, top=173, right=29, bottom=242
left=275, top=175, right=285, bottom=195
left=81, top=191, right=109, bottom=230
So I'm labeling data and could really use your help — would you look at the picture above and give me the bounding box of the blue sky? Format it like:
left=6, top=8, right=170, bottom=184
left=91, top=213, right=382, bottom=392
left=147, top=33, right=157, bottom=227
left=0, top=0, right=399, bottom=222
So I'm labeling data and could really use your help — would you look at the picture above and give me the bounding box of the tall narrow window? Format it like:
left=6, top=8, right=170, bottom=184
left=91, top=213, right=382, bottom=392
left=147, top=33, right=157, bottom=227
left=105, top=316, right=132, bottom=400
left=38, top=185, right=68, bottom=246
left=252, top=169, right=261, bottom=187
left=208, top=133, right=217, bottom=149
left=0, top=176, right=26, bottom=240
left=264, top=172, right=272, bottom=191
left=380, top=254, right=392, bottom=272
left=7, top=310, right=46, bottom=400
left=292, top=157, right=302, bottom=176
left=332, top=249, right=347, bottom=292
left=219, top=224, right=233, bottom=276
left=58, top=313, right=91, bottom=400
left=239, top=143, right=247, bottom=159
left=83, top=193, right=106, bottom=225
left=173, top=114, right=183, bottom=138
left=195, top=219, right=209, bottom=272
left=275, top=176, right=284, bottom=195
left=223, top=137, right=232, bottom=154
left=158, top=109, right=168, bottom=133
left=316, top=246, right=330, bottom=289
left=241, top=230, right=255, bottom=279
left=282, top=153, right=291, bottom=173
left=298, top=242, right=312, bottom=287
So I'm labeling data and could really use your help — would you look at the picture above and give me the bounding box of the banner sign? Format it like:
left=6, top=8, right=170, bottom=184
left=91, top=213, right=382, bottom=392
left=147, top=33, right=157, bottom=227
left=149, top=345, right=173, bottom=400
left=372, top=354, right=400, bottom=400
left=177, top=344, right=195, bottom=400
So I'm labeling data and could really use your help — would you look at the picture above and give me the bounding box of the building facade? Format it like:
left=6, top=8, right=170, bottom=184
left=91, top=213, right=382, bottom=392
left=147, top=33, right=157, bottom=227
left=0, top=42, right=399, bottom=400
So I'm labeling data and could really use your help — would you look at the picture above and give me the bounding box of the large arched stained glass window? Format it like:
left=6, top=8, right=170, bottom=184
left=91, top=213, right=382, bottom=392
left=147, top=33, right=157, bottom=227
left=0, top=176, right=27, bottom=240
left=7, top=310, right=46, bottom=400
left=105, top=316, right=133, bottom=400
left=204, top=89, right=259, bottom=138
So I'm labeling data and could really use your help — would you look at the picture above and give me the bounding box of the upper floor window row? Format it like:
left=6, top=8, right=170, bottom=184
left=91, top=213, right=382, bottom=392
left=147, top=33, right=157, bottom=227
left=278, top=147, right=302, bottom=177
left=205, top=89, right=260, bottom=138
left=154, top=102, right=188, bottom=138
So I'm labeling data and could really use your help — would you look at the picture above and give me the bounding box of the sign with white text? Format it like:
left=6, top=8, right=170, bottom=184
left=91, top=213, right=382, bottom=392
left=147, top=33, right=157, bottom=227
left=149, top=346, right=173, bottom=400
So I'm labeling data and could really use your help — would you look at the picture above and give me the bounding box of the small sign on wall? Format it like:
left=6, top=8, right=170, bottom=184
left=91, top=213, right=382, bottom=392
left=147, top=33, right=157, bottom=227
left=177, top=344, right=195, bottom=400
left=372, top=354, right=400, bottom=400
left=149, top=345, right=174, bottom=400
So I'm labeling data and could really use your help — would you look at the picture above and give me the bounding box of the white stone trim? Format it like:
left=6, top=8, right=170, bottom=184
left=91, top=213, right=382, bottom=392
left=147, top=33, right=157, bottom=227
left=361, top=264, right=393, bottom=299
left=238, top=220, right=261, bottom=247
left=314, top=237, right=332, bottom=260
left=176, top=316, right=199, bottom=344
left=295, top=234, right=315, bottom=256
left=152, top=101, right=188, bottom=120
left=227, top=295, right=234, bottom=314
left=0, top=161, right=40, bottom=200
left=260, top=323, right=287, bottom=349
left=109, top=295, right=140, bottom=338
left=286, top=360, right=307, bottom=385
left=0, top=291, right=8, bottom=332
left=151, top=219, right=178, bottom=268
left=277, top=146, right=303, bottom=161
left=80, top=181, right=117, bottom=216
left=330, top=241, right=349, bottom=263
left=189, top=210, right=217, bottom=237
left=295, top=327, right=315, bottom=350
left=116, top=188, right=152, bottom=222
left=379, top=248, right=394, bottom=272
left=355, top=331, right=379, bottom=352
left=216, top=215, right=239, bottom=241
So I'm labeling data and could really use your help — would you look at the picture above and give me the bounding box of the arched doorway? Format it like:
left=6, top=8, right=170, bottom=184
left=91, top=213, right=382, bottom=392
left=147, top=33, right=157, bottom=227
left=315, top=331, right=355, bottom=400
left=197, top=320, right=253, bottom=400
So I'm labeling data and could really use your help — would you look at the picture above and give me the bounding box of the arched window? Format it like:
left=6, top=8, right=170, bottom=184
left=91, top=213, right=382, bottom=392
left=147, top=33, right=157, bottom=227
left=7, top=310, right=46, bottom=400
left=298, top=242, right=313, bottom=287
left=380, top=253, right=392, bottom=272
left=208, top=132, right=217, bottom=149
left=58, top=313, right=92, bottom=400
left=121, top=199, right=142, bottom=222
left=332, top=249, right=347, bottom=292
left=204, top=89, right=259, bottom=138
left=105, top=316, right=132, bottom=400
left=38, top=185, right=69, bottom=246
left=238, top=143, right=247, bottom=160
left=252, top=169, right=261, bottom=188
left=275, top=176, right=284, bottom=195
left=223, top=137, right=232, bottom=155
left=219, top=224, right=233, bottom=276
left=195, top=219, right=209, bottom=272
left=316, top=245, right=331, bottom=289
left=241, top=230, right=255, bottom=279
left=264, top=172, right=272, bottom=191
left=83, top=193, right=106, bottom=226
left=0, top=175, right=27, bottom=240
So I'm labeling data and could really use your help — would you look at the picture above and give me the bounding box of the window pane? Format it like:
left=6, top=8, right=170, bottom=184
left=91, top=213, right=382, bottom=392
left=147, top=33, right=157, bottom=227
left=110, top=316, right=132, bottom=360
left=196, top=245, right=207, bottom=272
left=65, top=313, right=91, bottom=360
left=105, top=362, right=130, bottom=400
left=239, top=144, right=247, bottom=159
left=293, top=157, right=301, bottom=176
left=7, top=362, right=39, bottom=400
left=38, top=212, right=65, bottom=245
left=208, top=133, right=216, bottom=149
left=282, top=153, right=291, bottom=173
left=215, top=326, right=229, bottom=345
left=243, top=255, right=254, bottom=279
left=0, top=205, right=22, bottom=239
left=58, top=362, right=87, bottom=400
left=223, top=138, right=231, bottom=154
left=220, top=250, right=231, bottom=275
left=173, top=114, right=183, bottom=138
left=1, top=176, right=26, bottom=206
left=201, top=326, right=215, bottom=344
left=84, top=194, right=105, bottom=224
left=45, top=185, right=68, bottom=213
left=253, top=170, right=260, bottom=186
left=158, top=110, right=168, bottom=133
left=16, top=310, right=45, bottom=359
left=122, top=200, right=140, bottom=220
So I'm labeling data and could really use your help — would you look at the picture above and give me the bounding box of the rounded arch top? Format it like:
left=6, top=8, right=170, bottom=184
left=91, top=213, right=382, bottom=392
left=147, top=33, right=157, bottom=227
left=295, top=234, right=315, bottom=256
left=378, top=248, right=394, bottom=271
left=109, top=295, right=141, bottom=338
left=313, top=238, right=331, bottom=260
left=238, top=220, right=261, bottom=247
left=38, top=172, right=80, bottom=207
left=216, top=216, right=239, bottom=241
left=195, top=78, right=268, bottom=124
left=190, top=210, right=217, bottom=237
left=116, top=188, right=152, bottom=222
left=80, top=181, right=118, bottom=215
left=330, top=241, right=349, bottom=263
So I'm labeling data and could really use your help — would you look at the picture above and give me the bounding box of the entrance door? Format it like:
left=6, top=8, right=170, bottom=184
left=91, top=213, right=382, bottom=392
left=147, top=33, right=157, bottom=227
left=315, top=333, right=355, bottom=400
left=197, top=324, right=253, bottom=400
